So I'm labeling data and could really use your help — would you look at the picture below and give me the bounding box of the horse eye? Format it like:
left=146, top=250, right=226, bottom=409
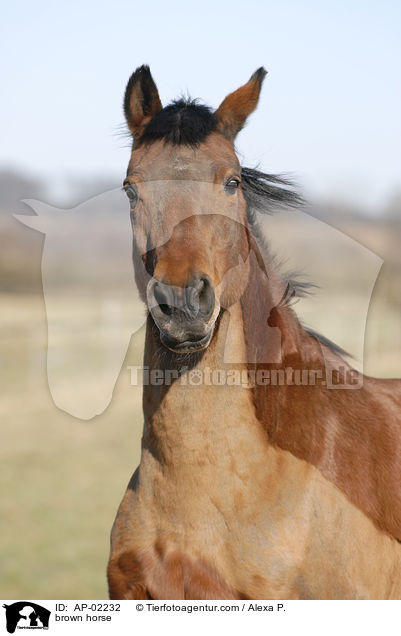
left=124, top=185, right=138, bottom=204
left=224, top=178, right=240, bottom=194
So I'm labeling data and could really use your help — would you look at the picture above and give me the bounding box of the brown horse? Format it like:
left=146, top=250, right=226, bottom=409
left=107, top=65, right=401, bottom=599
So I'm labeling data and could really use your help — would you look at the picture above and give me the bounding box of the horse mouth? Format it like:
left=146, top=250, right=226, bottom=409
left=159, top=328, right=214, bottom=354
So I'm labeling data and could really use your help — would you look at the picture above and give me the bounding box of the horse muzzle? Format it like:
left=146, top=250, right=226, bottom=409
left=146, top=274, right=219, bottom=353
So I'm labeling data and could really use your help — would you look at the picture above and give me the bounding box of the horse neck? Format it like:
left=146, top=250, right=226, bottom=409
left=140, top=240, right=325, bottom=467
left=240, top=241, right=318, bottom=368
left=239, top=242, right=337, bottom=437
left=141, top=303, right=263, bottom=468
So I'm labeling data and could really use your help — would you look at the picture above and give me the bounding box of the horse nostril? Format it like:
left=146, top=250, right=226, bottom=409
left=198, top=277, right=214, bottom=315
left=186, top=275, right=215, bottom=321
left=153, top=284, right=172, bottom=316
left=148, top=275, right=215, bottom=328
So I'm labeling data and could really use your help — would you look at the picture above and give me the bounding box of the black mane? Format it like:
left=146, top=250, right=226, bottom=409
left=241, top=167, right=304, bottom=215
left=240, top=167, right=351, bottom=360
left=141, top=99, right=217, bottom=146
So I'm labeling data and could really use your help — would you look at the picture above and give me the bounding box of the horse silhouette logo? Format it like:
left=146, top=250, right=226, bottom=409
left=15, top=184, right=382, bottom=418
left=2, top=602, right=51, bottom=633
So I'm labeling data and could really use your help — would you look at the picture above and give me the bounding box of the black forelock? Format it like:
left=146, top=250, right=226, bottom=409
left=139, top=98, right=218, bottom=146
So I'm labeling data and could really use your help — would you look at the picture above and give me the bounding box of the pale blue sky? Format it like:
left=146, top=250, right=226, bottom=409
left=1, top=0, right=400, bottom=210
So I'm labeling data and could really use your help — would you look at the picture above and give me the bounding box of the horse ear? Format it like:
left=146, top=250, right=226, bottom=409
left=215, top=67, right=267, bottom=142
left=124, top=65, right=162, bottom=138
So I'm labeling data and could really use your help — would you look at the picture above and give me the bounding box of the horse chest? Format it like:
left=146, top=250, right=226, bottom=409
left=141, top=382, right=273, bottom=543
left=110, top=403, right=401, bottom=600
left=114, top=382, right=312, bottom=598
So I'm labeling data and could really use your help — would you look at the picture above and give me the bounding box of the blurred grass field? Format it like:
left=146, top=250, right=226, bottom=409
left=1, top=293, right=145, bottom=598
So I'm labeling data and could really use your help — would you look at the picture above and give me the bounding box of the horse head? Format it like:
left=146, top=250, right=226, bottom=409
left=123, top=65, right=267, bottom=354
